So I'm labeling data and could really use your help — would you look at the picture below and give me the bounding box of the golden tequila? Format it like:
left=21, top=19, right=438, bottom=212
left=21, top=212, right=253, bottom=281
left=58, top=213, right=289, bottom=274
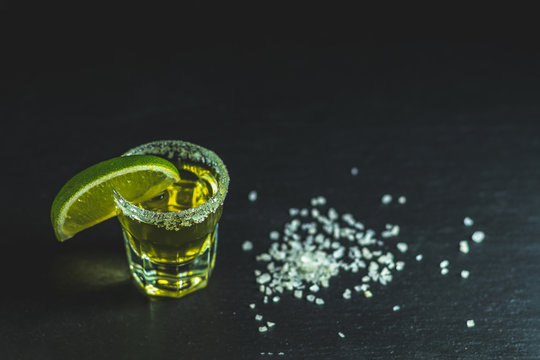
left=114, top=141, right=229, bottom=298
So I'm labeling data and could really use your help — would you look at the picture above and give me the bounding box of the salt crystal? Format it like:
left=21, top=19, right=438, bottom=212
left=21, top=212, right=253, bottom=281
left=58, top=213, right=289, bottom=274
left=333, top=247, right=345, bottom=259
left=440, top=260, right=449, bottom=268
left=354, top=222, right=365, bottom=230
left=315, top=298, right=325, bottom=305
left=382, top=224, right=400, bottom=238
left=257, top=273, right=271, bottom=284
left=248, top=190, right=258, bottom=202
left=242, top=241, right=253, bottom=251
left=416, top=254, right=423, bottom=261
left=398, top=196, right=407, bottom=204
left=466, top=320, right=475, bottom=328
left=259, top=326, right=268, bottom=333
left=464, top=217, right=474, bottom=226
left=472, top=231, right=485, bottom=243
left=338, top=332, right=345, bottom=338
left=351, top=167, right=359, bottom=176
left=328, top=208, right=338, bottom=220
left=441, top=268, right=449, bottom=275
left=255, top=314, right=263, bottom=321
left=257, top=253, right=272, bottom=262
left=342, top=213, right=354, bottom=224
left=459, top=240, right=470, bottom=254
left=362, top=247, right=373, bottom=260
left=461, top=270, right=470, bottom=279
left=269, top=231, right=280, bottom=241
left=289, top=208, right=299, bottom=216
left=377, top=254, right=390, bottom=264
left=396, top=242, right=408, bottom=253
left=381, top=194, right=393, bottom=205
left=393, top=305, right=401, bottom=311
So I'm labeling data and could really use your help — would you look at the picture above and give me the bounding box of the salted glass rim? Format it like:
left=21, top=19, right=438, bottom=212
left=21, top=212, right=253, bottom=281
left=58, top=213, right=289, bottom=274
left=113, top=140, right=229, bottom=229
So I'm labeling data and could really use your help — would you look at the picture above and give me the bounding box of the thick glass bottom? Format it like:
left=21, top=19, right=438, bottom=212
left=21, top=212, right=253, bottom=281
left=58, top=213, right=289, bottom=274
left=122, top=226, right=218, bottom=298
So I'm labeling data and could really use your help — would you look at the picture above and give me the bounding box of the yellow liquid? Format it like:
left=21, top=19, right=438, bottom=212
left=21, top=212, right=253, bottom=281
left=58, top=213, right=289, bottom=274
left=118, top=162, right=222, bottom=264
left=118, top=161, right=223, bottom=297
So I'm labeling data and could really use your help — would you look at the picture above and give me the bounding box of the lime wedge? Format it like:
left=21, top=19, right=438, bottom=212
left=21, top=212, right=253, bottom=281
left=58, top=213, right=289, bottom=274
left=51, top=155, right=180, bottom=241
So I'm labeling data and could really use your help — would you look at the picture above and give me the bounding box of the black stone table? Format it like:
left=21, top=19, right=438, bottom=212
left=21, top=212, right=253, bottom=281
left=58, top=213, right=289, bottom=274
left=3, top=25, right=540, bottom=359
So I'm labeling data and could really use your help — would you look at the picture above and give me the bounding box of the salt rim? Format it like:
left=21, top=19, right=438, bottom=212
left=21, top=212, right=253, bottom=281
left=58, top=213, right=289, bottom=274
left=113, top=140, right=229, bottom=229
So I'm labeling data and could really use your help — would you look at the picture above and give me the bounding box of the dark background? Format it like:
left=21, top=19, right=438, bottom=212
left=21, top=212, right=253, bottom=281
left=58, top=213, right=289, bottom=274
left=2, top=7, right=540, bottom=359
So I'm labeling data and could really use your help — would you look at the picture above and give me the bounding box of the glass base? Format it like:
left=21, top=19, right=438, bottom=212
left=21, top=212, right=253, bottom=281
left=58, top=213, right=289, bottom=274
left=122, top=228, right=218, bottom=298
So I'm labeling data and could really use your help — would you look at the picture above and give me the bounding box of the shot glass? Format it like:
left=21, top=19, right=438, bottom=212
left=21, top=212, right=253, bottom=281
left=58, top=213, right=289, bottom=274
left=113, top=140, right=229, bottom=298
